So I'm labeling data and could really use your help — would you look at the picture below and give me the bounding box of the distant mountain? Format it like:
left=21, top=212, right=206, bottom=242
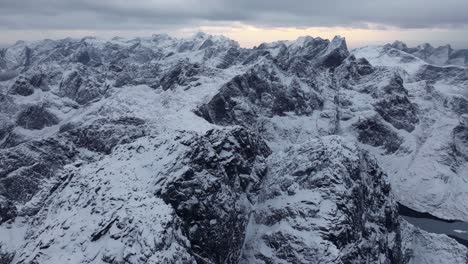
left=386, top=40, right=468, bottom=67
left=0, top=33, right=467, bottom=263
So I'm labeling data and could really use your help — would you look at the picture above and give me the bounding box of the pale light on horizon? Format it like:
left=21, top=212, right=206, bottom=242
left=1, top=24, right=468, bottom=49
left=199, top=25, right=468, bottom=49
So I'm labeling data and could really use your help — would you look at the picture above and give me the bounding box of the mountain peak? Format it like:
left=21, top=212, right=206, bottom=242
left=384, top=40, right=465, bottom=66
left=329, top=35, right=348, bottom=52
left=0, top=32, right=467, bottom=264
left=391, top=40, right=408, bottom=50
left=193, top=31, right=209, bottom=39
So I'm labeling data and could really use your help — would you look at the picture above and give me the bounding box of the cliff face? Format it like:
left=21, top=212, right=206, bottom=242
left=0, top=33, right=466, bottom=263
left=240, top=136, right=402, bottom=264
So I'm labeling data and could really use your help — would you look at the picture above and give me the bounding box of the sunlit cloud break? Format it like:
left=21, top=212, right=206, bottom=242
left=1, top=0, right=468, bottom=47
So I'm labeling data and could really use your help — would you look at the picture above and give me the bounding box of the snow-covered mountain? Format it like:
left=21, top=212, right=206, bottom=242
left=384, top=41, right=468, bottom=67
left=0, top=33, right=467, bottom=263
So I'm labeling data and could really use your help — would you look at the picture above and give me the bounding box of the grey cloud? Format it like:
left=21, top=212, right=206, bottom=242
left=0, top=0, right=467, bottom=30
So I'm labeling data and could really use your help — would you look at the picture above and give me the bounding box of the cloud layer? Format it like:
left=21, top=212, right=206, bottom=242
left=1, top=0, right=467, bottom=30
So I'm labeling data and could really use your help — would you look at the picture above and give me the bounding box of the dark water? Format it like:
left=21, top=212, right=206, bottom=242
left=398, top=203, right=468, bottom=247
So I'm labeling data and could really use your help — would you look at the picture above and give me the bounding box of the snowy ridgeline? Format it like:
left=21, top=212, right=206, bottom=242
left=0, top=33, right=467, bottom=263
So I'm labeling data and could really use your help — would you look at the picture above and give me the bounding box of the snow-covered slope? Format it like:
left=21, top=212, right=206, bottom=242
left=352, top=44, right=468, bottom=222
left=402, top=220, right=468, bottom=264
left=384, top=41, right=468, bottom=67
left=241, top=136, right=402, bottom=263
left=0, top=33, right=467, bottom=263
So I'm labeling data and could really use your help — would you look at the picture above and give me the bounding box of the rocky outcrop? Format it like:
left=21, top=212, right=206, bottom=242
left=16, top=105, right=60, bottom=130
left=157, top=127, right=271, bottom=263
left=0, top=245, right=14, bottom=264
left=335, top=55, right=374, bottom=84
left=241, top=136, right=403, bottom=263
left=60, top=117, right=147, bottom=154
left=256, top=36, right=350, bottom=72
left=217, top=47, right=243, bottom=69
left=371, top=76, right=419, bottom=132
left=0, top=116, right=14, bottom=142
left=0, top=94, right=18, bottom=117
left=0, top=138, right=76, bottom=204
left=158, top=60, right=201, bottom=90
left=353, top=115, right=403, bottom=153
left=450, top=95, right=468, bottom=115
left=59, top=66, right=106, bottom=104
left=374, top=95, right=419, bottom=132
left=8, top=76, right=34, bottom=96
left=0, top=196, right=16, bottom=224
left=9, top=134, right=196, bottom=264
left=71, top=42, right=102, bottom=66
left=415, top=65, right=468, bottom=86
left=196, top=65, right=323, bottom=128
left=453, top=115, right=468, bottom=159
left=7, top=72, right=47, bottom=96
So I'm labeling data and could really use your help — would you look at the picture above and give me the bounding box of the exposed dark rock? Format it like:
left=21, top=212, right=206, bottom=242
left=416, top=65, right=468, bottom=85
left=0, top=132, right=26, bottom=149
left=353, top=115, right=403, bottom=153
left=177, top=40, right=197, bottom=53
left=112, top=63, right=161, bottom=88
left=61, top=117, right=146, bottom=154
left=199, top=38, right=214, bottom=50
left=365, top=75, right=420, bottom=132
left=0, top=196, right=17, bottom=224
left=380, top=75, right=407, bottom=96
left=0, top=94, right=18, bottom=115
left=217, top=47, right=241, bottom=69
left=297, top=36, right=349, bottom=68
left=58, top=122, right=81, bottom=133
left=16, top=105, right=60, bottom=130
left=0, top=245, right=14, bottom=264
left=450, top=49, right=468, bottom=66
left=75, top=48, right=90, bottom=65
left=28, top=72, right=48, bottom=91
left=241, top=136, right=403, bottom=264
left=374, top=95, right=419, bottom=132
left=321, top=47, right=348, bottom=68
left=8, top=76, right=34, bottom=96
left=0, top=49, right=5, bottom=70
left=450, top=95, right=468, bottom=115
left=71, top=42, right=102, bottom=66
left=335, top=55, right=374, bottom=83
left=196, top=66, right=322, bottom=127
left=0, top=116, right=14, bottom=142
left=157, top=127, right=271, bottom=264
left=453, top=116, right=468, bottom=159
left=90, top=217, right=118, bottom=242
left=159, top=61, right=201, bottom=90
left=113, top=72, right=131, bottom=88
left=0, top=137, right=76, bottom=206
left=59, top=68, right=104, bottom=104
left=242, top=50, right=271, bottom=65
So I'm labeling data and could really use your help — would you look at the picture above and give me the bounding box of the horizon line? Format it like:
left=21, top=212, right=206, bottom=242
left=0, top=31, right=466, bottom=50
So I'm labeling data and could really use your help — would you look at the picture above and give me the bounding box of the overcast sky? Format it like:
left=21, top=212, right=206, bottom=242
left=1, top=0, right=467, bottom=48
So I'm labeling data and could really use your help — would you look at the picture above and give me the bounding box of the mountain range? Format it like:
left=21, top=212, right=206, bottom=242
left=0, top=32, right=467, bottom=263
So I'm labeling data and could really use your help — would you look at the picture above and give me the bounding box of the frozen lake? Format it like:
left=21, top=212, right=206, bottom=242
left=399, top=204, right=468, bottom=247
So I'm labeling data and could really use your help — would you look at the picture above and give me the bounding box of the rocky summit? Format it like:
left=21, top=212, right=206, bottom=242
left=0, top=33, right=467, bottom=263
